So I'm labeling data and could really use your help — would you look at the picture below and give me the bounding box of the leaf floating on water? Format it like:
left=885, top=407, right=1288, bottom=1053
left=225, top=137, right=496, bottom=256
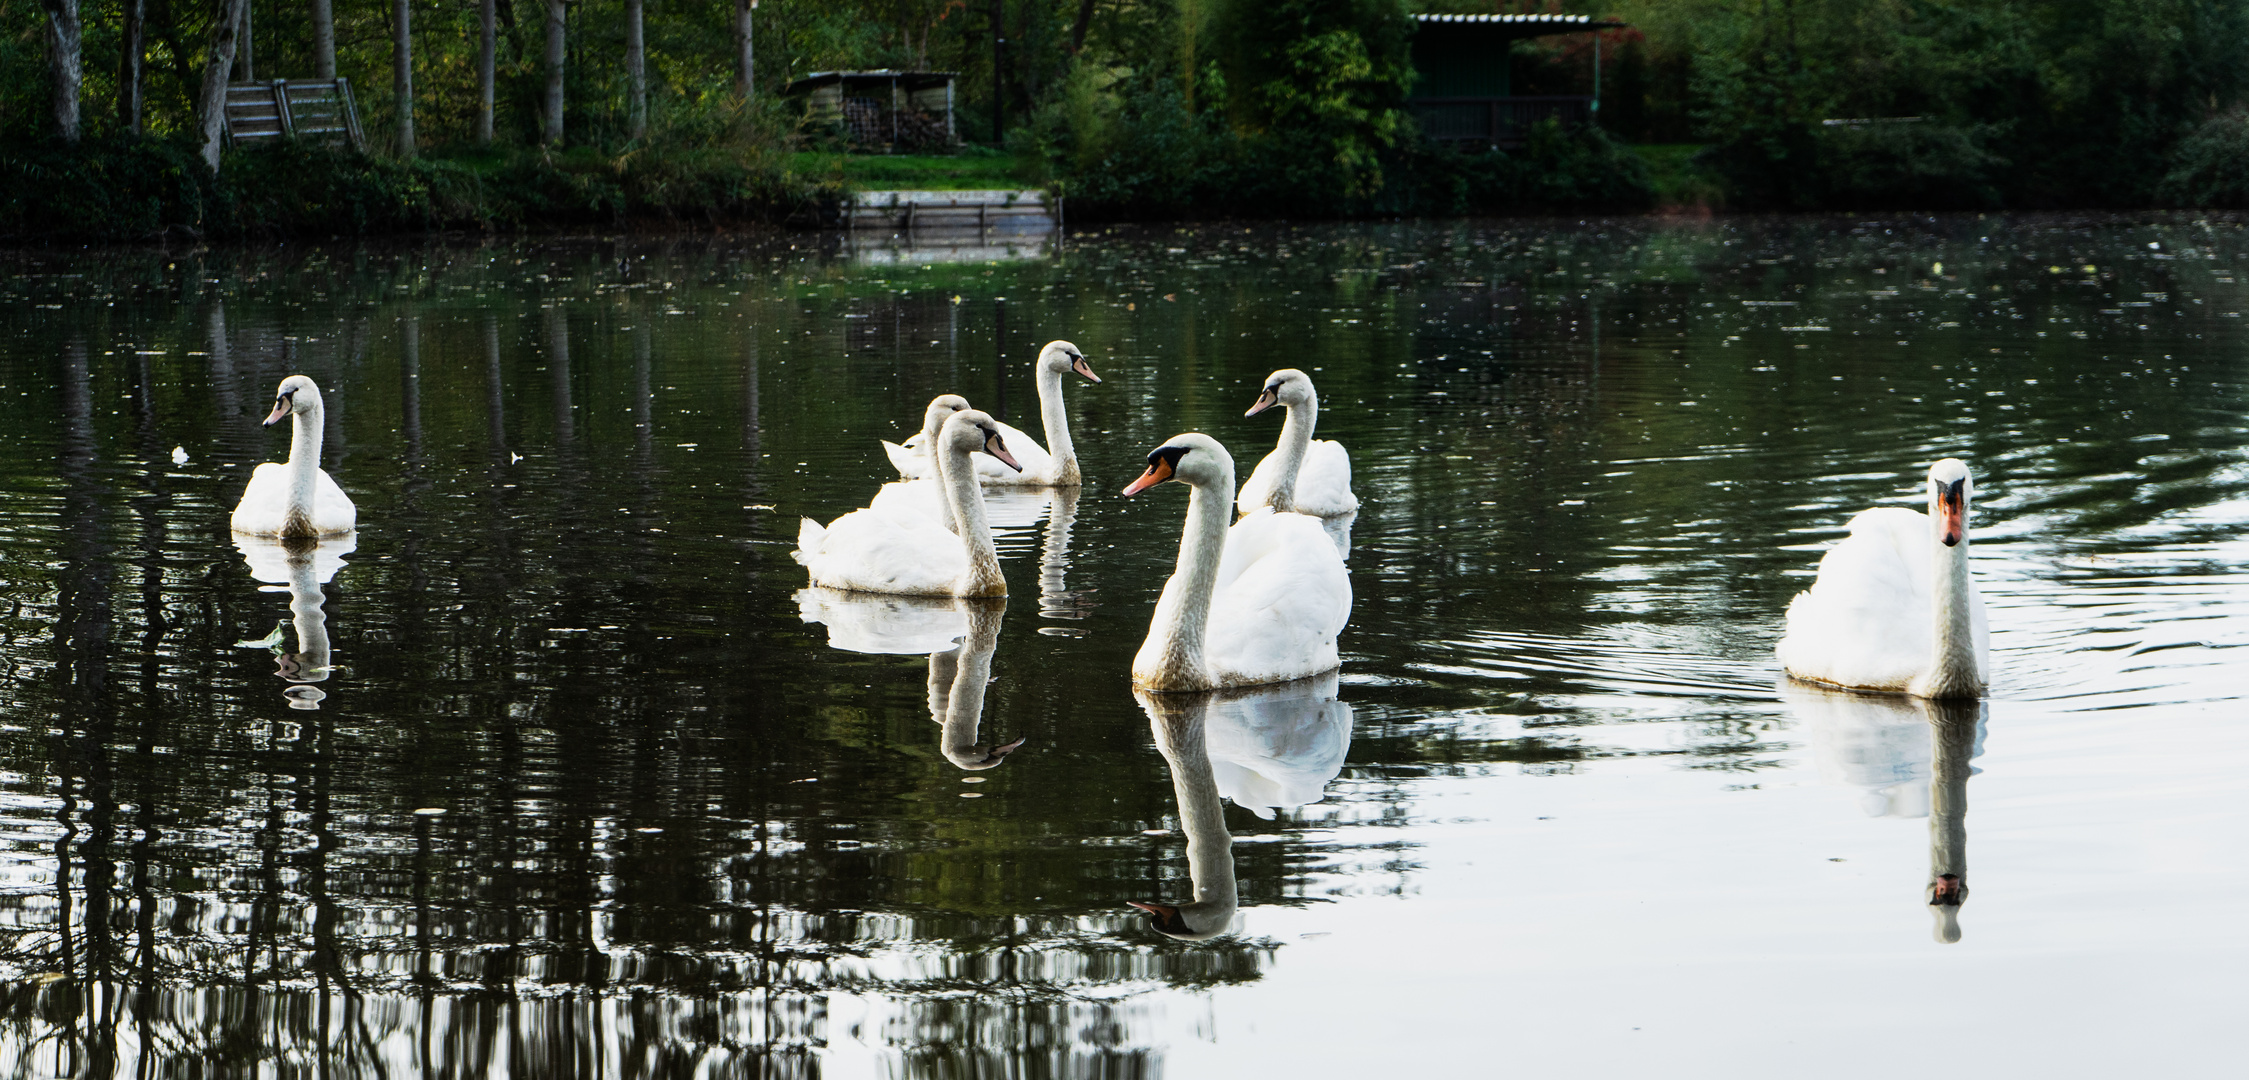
left=235, top=621, right=286, bottom=649
left=171, top=446, right=188, bottom=465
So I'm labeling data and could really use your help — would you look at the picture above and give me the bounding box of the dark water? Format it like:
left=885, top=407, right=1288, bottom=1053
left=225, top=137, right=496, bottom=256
left=1, top=216, right=2243, bottom=1077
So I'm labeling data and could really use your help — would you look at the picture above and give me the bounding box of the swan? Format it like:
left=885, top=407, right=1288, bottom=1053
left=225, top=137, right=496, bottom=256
left=1777, top=458, right=1989, bottom=698
left=230, top=375, right=357, bottom=537
left=794, top=590, right=1024, bottom=770
left=796, top=410, right=1020, bottom=596
left=1237, top=368, right=1358, bottom=518
left=1129, top=688, right=1241, bottom=940
left=1123, top=433, right=1352, bottom=691
left=883, top=340, right=1099, bottom=485
left=235, top=534, right=354, bottom=710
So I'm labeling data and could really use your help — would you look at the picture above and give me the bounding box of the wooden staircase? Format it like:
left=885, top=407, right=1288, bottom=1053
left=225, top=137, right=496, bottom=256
left=223, top=79, right=365, bottom=150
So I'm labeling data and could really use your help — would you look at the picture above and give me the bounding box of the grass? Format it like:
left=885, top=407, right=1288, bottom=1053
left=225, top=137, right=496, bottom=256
left=791, top=148, right=1040, bottom=191
left=1632, top=144, right=1725, bottom=209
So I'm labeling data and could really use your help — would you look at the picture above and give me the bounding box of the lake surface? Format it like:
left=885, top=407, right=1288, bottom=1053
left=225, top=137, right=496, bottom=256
left=0, top=215, right=2243, bottom=1077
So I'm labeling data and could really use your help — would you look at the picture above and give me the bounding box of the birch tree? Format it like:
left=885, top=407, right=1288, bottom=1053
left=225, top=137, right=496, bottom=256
left=394, top=0, right=415, bottom=155
left=38, top=0, right=82, bottom=142
left=542, top=0, right=566, bottom=144
left=196, top=0, right=250, bottom=169
left=626, top=0, right=646, bottom=139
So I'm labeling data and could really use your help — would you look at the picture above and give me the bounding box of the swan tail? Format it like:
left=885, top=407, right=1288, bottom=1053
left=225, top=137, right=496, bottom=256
left=794, top=517, right=826, bottom=564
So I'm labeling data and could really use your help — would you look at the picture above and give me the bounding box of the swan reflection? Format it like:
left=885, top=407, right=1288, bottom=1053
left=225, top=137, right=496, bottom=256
left=796, top=589, right=1022, bottom=770
left=1038, top=486, right=1096, bottom=625
left=235, top=534, right=355, bottom=709
left=1784, top=682, right=1984, bottom=942
left=1130, top=674, right=1353, bottom=939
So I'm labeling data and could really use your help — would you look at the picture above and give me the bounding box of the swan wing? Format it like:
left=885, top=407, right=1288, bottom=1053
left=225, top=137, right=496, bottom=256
left=1237, top=446, right=1287, bottom=514
left=1207, top=512, right=1353, bottom=686
left=867, top=478, right=1052, bottom=531
left=1777, top=507, right=1930, bottom=691
left=794, top=506, right=967, bottom=596
left=883, top=439, right=935, bottom=480
left=1294, top=440, right=1359, bottom=516
left=313, top=468, right=357, bottom=534
left=229, top=462, right=293, bottom=534
left=868, top=478, right=946, bottom=522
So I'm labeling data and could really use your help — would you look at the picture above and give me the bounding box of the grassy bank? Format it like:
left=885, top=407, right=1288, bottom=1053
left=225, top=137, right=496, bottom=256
left=791, top=148, right=1039, bottom=191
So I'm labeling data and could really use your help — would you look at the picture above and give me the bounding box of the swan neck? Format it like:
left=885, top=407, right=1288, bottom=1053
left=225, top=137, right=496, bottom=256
left=922, top=410, right=957, bottom=533
left=1269, top=396, right=1316, bottom=510
left=1926, top=704, right=1977, bottom=941
left=945, top=442, right=1004, bottom=595
left=284, top=404, right=324, bottom=536
left=288, top=557, right=331, bottom=682
left=1136, top=476, right=1231, bottom=689
left=1923, top=519, right=1982, bottom=697
left=1036, top=364, right=1078, bottom=485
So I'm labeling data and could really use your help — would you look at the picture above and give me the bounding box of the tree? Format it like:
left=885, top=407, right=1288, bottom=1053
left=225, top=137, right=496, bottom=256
left=313, top=0, right=335, bottom=78
left=627, top=0, right=646, bottom=139
left=39, top=0, right=83, bottom=142
left=395, top=0, right=416, bottom=156
left=478, top=0, right=496, bottom=143
left=119, top=0, right=144, bottom=133
left=196, top=0, right=251, bottom=169
left=735, top=0, right=756, bottom=99
left=543, top=0, right=566, bottom=144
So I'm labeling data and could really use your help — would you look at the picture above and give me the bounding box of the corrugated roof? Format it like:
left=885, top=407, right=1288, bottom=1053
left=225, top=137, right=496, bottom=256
left=1414, top=13, right=1621, bottom=27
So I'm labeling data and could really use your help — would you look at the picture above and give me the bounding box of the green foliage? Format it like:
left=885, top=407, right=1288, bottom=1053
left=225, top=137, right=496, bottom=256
left=0, top=133, right=216, bottom=240
left=1377, top=119, right=1657, bottom=216
left=2159, top=108, right=2249, bottom=207
left=1212, top=0, right=1415, bottom=210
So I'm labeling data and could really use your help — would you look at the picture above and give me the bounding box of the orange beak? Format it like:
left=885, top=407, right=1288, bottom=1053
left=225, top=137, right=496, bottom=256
left=263, top=397, right=291, bottom=425
left=1938, top=489, right=1967, bottom=547
left=1245, top=388, right=1278, bottom=417
left=983, top=432, right=1023, bottom=472
left=1123, top=458, right=1173, bottom=495
left=1072, top=355, right=1101, bottom=383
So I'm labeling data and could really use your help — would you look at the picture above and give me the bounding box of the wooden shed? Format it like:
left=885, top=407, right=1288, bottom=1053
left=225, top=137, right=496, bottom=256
left=783, top=71, right=958, bottom=153
left=1408, top=13, right=1625, bottom=146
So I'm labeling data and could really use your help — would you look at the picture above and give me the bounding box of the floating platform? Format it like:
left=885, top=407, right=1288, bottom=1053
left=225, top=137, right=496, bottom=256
left=844, top=189, right=1060, bottom=235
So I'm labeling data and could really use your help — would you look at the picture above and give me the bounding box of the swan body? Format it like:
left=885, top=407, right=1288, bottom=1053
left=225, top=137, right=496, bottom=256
left=883, top=341, right=1099, bottom=486
left=796, top=410, right=1020, bottom=597
left=869, top=394, right=1055, bottom=530
left=1238, top=368, right=1358, bottom=518
left=1777, top=459, right=1989, bottom=698
left=1201, top=671, right=1352, bottom=819
left=1125, top=434, right=1352, bottom=691
left=230, top=375, right=357, bottom=538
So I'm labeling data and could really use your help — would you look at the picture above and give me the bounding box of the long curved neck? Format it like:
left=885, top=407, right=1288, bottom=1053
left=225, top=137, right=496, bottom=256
left=944, top=444, right=1005, bottom=595
left=284, top=404, right=324, bottom=535
left=1267, top=395, right=1316, bottom=511
left=1149, top=703, right=1238, bottom=935
left=1137, top=475, right=1232, bottom=689
left=1920, top=509, right=1982, bottom=697
left=926, top=414, right=957, bottom=535
left=1035, top=365, right=1079, bottom=485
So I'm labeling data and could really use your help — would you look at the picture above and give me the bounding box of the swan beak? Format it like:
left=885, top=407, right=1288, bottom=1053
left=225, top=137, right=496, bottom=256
left=1938, top=483, right=1967, bottom=547
left=1072, top=355, right=1101, bottom=383
left=982, top=431, right=1024, bottom=472
left=1123, top=458, right=1172, bottom=495
left=262, top=394, right=293, bottom=426
left=1245, top=388, right=1278, bottom=417
left=1126, top=900, right=1188, bottom=934
left=967, top=735, right=1029, bottom=768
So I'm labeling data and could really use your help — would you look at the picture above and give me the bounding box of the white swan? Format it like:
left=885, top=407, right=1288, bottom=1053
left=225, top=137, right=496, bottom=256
left=1777, top=458, right=1990, bottom=698
left=883, top=340, right=1099, bottom=486
left=1237, top=368, right=1358, bottom=518
left=1129, top=689, right=1242, bottom=941
left=1123, top=433, right=1352, bottom=691
left=230, top=375, right=357, bottom=537
left=796, top=410, right=1021, bottom=596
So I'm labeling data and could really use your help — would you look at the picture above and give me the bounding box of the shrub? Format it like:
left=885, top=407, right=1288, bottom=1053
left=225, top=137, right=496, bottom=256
left=2160, top=108, right=2249, bottom=208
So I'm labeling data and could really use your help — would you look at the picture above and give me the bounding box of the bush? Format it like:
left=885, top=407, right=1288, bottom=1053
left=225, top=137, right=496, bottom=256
left=0, top=135, right=217, bottom=241
left=2160, top=109, right=2249, bottom=208
left=1377, top=120, right=1657, bottom=217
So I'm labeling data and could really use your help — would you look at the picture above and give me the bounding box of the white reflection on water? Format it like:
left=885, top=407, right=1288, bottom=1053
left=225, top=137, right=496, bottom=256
left=234, top=533, right=355, bottom=709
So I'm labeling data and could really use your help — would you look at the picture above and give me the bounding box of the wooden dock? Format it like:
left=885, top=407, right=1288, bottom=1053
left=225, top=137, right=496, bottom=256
left=844, top=189, right=1060, bottom=235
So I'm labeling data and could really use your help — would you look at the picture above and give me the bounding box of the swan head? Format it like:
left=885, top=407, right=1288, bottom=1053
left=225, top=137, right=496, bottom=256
left=1122, top=433, right=1233, bottom=495
left=1245, top=368, right=1314, bottom=417
left=1039, top=340, right=1100, bottom=384
left=943, top=409, right=1023, bottom=472
left=1928, top=873, right=1968, bottom=943
left=1927, top=458, right=1973, bottom=547
left=263, top=375, right=323, bottom=426
left=919, top=394, right=971, bottom=440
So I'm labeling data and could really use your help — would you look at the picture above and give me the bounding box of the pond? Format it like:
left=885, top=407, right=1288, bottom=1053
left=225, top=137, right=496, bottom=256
left=0, top=215, right=2242, bottom=1077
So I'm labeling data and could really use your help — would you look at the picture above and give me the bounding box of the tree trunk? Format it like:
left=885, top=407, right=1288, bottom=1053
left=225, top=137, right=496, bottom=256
left=39, top=0, right=83, bottom=143
left=733, top=0, right=754, bottom=99
left=312, top=0, right=334, bottom=78
left=477, top=0, right=495, bottom=144
left=541, top=0, right=565, bottom=144
left=236, top=0, right=252, bottom=80
left=625, top=0, right=645, bottom=139
left=393, top=0, right=415, bottom=156
left=196, top=0, right=249, bottom=170
left=119, top=0, right=144, bottom=133
left=1068, top=0, right=1094, bottom=54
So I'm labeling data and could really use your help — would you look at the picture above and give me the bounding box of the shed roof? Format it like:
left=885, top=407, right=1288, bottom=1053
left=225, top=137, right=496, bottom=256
left=1414, top=13, right=1625, bottom=30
